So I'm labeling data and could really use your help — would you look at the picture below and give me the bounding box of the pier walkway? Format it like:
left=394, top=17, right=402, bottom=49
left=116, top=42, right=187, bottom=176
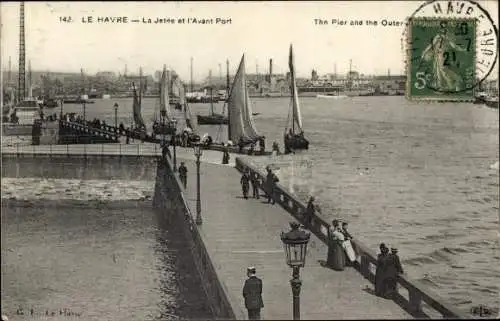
left=176, top=158, right=411, bottom=319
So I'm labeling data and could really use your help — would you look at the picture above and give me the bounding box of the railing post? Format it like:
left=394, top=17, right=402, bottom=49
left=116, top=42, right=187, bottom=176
left=409, top=291, right=423, bottom=314
left=119, top=144, right=122, bottom=157
left=16, top=143, right=19, bottom=157
left=66, top=144, right=69, bottom=157
left=50, top=144, right=53, bottom=159
left=101, top=144, right=104, bottom=157
left=137, top=144, right=139, bottom=157
left=360, top=255, right=371, bottom=279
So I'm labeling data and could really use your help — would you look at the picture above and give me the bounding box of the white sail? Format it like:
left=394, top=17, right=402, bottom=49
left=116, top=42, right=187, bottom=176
left=159, top=65, right=171, bottom=120
left=132, top=82, right=146, bottom=129
left=227, top=54, right=261, bottom=143
left=288, top=44, right=303, bottom=133
left=180, top=83, right=197, bottom=132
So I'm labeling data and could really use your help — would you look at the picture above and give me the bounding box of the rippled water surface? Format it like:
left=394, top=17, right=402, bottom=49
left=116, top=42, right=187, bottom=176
left=2, top=96, right=499, bottom=315
left=1, top=179, right=213, bottom=320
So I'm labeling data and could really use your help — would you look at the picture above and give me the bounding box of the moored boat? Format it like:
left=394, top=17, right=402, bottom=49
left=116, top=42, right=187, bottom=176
left=152, top=65, right=177, bottom=136
left=196, top=71, right=228, bottom=125
left=205, top=55, right=271, bottom=156
left=284, top=44, right=309, bottom=153
left=316, top=93, right=348, bottom=99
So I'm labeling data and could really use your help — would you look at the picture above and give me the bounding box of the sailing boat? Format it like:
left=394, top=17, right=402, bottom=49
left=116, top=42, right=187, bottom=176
left=196, top=55, right=271, bottom=155
left=171, top=75, right=183, bottom=110
left=284, top=44, right=309, bottom=152
left=178, top=82, right=202, bottom=145
left=153, top=65, right=176, bottom=135
left=226, top=54, right=262, bottom=146
left=132, top=74, right=146, bottom=132
left=197, top=69, right=229, bottom=125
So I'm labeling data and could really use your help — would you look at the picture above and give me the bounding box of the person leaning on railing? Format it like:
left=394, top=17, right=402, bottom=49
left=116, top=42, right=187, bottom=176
left=327, top=219, right=346, bottom=270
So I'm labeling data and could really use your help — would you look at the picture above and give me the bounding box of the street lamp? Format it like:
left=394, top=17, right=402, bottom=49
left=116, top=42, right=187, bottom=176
left=280, top=222, right=311, bottom=320
left=114, top=102, right=119, bottom=129
left=193, top=143, right=203, bottom=225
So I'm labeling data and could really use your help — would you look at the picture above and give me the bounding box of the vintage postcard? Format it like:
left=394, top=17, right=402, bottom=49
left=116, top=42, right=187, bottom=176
left=1, top=1, right=498, bottom=320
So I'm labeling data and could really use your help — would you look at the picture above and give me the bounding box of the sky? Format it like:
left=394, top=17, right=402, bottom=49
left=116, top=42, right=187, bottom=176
left=1, top=1, right=498, bottom=82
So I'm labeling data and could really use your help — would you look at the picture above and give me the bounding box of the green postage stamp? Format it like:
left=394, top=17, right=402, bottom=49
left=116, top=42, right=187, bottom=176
left=407, top=18, right=476, bottom=101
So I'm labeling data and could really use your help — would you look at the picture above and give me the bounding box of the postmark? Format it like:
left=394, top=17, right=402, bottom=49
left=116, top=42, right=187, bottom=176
left=403, top=0, right=498, bottom=101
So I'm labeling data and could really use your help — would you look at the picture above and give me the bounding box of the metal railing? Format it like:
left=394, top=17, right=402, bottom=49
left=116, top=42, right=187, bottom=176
left=235, top=157, right=467, bottom=319
left=2, top=142, right=162, bottom=158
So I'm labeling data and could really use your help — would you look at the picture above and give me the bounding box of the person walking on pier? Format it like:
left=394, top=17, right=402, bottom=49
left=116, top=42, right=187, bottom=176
left=250, top=172, right=260, bottom=199
left=375, top=243, right=390, bottom=297
left=222, top=147, right=230, bottom=165
left=305, top=196, right=319, bottom=228
left=265, top=167, right=279, bottom=204
left=385, top=247, right=404, bottom=297
left=240, top=170, right=250, bottom=199
left=243, top=266, right=264, bottom=320
left=178, top=162, right=188, bottom=189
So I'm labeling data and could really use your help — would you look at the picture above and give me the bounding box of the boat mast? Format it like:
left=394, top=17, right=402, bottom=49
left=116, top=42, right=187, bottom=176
left=290, top=46, right=295, bottom=135
left=209, top=69, right=213, bottom=115
left=139, top=66, right=143, bottom=104
left=226, top=59, right=231, bottom=141
left=348, top=59, right=352, bottom=92
left=28, top=60, right=32, bottom=98
left=18, top=1, right=26, bottom=102
left=190, top=57, right=194, bottom=92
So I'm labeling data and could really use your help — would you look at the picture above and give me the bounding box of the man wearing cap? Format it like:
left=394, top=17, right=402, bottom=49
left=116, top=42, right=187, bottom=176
left=242, top=267, right=264, bottom=320
left=385, top=247, right=404, bottom=296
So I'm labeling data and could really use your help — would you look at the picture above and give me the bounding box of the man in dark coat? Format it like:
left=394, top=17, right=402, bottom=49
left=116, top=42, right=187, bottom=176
left=178, top=162, right=188, bottom=189
left=240, top=171, right=250, bottom=199
left=375, top=243, right=389, bottom=297
left=242, top=267, right=264, bottom=320
left=305, top=196, right=317, bottom=228
left=265, top=167, right=279, bottom=204
left=385, top=247, right=404, bottom=297
left=375, top=243, right=389, bottom=296
left=250, top=172, right=260, bottom=199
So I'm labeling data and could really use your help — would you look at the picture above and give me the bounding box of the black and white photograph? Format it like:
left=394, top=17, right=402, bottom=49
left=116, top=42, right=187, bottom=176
left=1, top=1, right=498, bottom=320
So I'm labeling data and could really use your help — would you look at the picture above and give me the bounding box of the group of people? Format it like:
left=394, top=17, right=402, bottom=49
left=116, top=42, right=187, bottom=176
left=326, top=219, right=357, bottom=269
left=239, top=166, right=279, bottom=203
left=237, top=136, right=266, bottom=155
left=375, top=243, right=404, bottom=299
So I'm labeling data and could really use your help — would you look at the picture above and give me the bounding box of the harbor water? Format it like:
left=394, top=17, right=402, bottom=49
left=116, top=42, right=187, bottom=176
left=2, top=95, right=499, bottom=316
left=1, top=180, right=214, bottom=320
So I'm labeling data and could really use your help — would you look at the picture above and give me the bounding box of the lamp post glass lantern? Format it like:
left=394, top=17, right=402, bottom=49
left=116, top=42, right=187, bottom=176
left=193, top=143, right=203, bottom=225
left=114, top=102, right=119, bottom=129
left=281, top=222, right=310, bottom=320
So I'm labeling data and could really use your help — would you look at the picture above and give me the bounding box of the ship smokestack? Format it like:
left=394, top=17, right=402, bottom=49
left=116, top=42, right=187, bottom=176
left=269, top=59, right=273, bottom=82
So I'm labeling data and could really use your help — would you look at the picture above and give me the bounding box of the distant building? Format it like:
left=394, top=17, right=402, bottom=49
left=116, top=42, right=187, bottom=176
left=95, top=71, right=116, bottom=80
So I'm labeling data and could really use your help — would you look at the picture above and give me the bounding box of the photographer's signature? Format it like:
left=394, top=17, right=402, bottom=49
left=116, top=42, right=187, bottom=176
left=13, top=307, right=82, bottom=318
